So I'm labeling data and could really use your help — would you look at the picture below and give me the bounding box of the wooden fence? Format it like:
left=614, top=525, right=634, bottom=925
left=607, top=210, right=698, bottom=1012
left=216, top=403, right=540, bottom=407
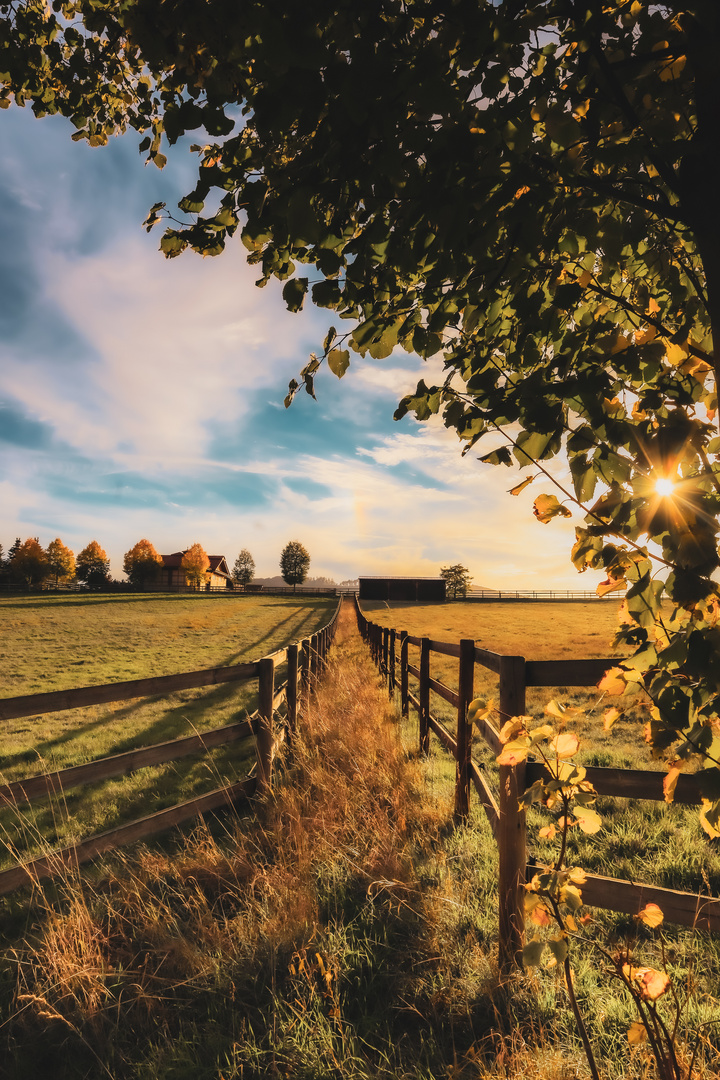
left=355, top=598, right=720, bottom=969
left=0, top=599, right=342, bottom=896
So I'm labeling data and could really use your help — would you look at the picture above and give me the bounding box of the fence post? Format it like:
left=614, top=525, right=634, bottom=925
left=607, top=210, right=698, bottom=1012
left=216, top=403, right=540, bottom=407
left=389, top=629, right=396, bottom=698
left=454, top=639, right=475, bottom=823
left=419, top=637, right=430, bottom=756
left=383, top=628, right=389, bottom=681
left=256, top=657, right=275, bottom=795
left=301, top=638, right=311, bottom=700
left=400, top=632, right=409, bottom=717
left=311, top=633, right=319, bottom=686
left=287, top=643, right=299, bottom=735
left=498, top=654, right=527, bottom=972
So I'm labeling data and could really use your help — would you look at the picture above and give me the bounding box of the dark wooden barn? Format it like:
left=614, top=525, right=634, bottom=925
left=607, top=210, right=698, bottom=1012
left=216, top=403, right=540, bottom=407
left=358, top=576, right=446, bottom=602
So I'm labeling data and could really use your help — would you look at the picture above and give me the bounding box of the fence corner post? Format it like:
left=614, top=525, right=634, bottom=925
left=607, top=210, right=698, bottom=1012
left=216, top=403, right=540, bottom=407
left=257, top=656, right=275, bottom=795
left=454, top=638, right=475, bottom=823
left=498, top=653, right=527, bottom=973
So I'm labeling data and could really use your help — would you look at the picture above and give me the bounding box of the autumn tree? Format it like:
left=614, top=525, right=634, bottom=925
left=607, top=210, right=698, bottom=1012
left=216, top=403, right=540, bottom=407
left=76, top=541, right=111, bottom=586
left=45, top=538, right=76, bottom=586
left=280, top=541, right=310, bottom=592
left=181, top=543, right=210, bottom=588
left=10, top=538, right=48, bottom=587
left=123, top=539, right=162, bottom=589
left=6, top=3, right=720, bottom=826
left=232, top=549, right=255, bottom=587
left=440, top=564, right=472, bottom=601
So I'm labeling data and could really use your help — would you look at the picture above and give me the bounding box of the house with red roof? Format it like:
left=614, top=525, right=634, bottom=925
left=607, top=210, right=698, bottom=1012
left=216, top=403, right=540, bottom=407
left=156, top=551, right=234, bottom=590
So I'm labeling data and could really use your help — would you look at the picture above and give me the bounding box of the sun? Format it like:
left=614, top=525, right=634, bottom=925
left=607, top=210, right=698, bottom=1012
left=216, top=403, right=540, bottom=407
left=655, top=477, right=676, bottom=497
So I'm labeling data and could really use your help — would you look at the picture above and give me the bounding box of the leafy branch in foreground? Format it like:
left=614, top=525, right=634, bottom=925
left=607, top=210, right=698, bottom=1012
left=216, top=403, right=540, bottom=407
left=492, top=702, right=710, bottom=1080
left=5, top=0, right=720, bottom=872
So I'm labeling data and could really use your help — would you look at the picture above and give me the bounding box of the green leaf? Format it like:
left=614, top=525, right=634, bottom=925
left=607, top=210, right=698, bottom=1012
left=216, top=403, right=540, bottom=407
left=523, top=939, right=546, bottom=967
left=327, top=348, right=350, bottom=379
left=282, top=277, right=309, bottom=313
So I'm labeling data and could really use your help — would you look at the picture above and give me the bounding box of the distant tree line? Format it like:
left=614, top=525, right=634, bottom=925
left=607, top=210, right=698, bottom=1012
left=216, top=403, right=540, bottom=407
left=0, top=537, right=111, bottom=588
left=0, top=536, right=322, bottom=592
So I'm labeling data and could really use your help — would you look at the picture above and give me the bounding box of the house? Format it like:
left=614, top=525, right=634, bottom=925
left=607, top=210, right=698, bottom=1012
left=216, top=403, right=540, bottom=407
left=157, top=551, right=235, bottom=590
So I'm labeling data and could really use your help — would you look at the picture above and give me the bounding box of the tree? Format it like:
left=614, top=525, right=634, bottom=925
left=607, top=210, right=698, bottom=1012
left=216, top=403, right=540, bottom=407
left=76, top=540, right=111, bottom=586
left=181, top=543, right=210, bottom=588
left=232, top=549, right=256, bottom=588
left=440, top=564, right=472, bottom=601
left=10, top=538, right=48, bottom=587
left=280, top=541, right=310, bottom=592
left=45, top=538, right=76, bottom=586
left=123, top=539, right=162, bottom=589
left=5, top=4, right=720, bottom=824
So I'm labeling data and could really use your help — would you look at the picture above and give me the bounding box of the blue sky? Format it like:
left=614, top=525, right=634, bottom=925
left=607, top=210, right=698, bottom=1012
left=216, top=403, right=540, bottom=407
left=0, top=105, right=586, bottom=588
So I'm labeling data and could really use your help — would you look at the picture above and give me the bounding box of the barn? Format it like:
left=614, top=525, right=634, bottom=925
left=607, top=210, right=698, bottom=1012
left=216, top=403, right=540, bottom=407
left=358, top=576, right=446, bottom=602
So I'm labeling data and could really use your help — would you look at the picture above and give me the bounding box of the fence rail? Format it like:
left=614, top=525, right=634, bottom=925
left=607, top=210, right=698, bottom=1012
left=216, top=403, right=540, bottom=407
left=0, top=599, right=342, bottom=895
left=355, top=597, right=720, bottom=971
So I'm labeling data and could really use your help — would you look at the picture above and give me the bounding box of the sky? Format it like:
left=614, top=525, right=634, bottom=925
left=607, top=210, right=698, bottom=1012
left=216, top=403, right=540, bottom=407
left=0, top=104, right=592, bottom=589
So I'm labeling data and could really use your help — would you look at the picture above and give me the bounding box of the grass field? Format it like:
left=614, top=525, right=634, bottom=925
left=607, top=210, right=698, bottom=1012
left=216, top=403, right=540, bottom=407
left=0, top=594, right=335, bottom=869
left=360, top=599, right=720, bottom=899
left=2, top=600, right=718, bottom=1080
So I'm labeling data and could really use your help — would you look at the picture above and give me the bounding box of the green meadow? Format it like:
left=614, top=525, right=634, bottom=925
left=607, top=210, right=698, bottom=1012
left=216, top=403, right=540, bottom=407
left=0, top=593, right=335, bottom=868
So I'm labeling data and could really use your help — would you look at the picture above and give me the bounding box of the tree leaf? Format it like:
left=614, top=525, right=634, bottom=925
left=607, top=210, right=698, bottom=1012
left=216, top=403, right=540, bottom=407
left=533, top=494, right=572, bottom=524
left=327, top=348, right=350, bottom=378
left=637, top=903, right=664, bottom=928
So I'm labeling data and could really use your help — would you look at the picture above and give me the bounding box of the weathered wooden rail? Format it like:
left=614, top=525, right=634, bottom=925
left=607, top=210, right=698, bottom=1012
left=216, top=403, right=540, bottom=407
left=355, top=598, right=720, bottom=970
left=0, top=599, right=342, bottom=895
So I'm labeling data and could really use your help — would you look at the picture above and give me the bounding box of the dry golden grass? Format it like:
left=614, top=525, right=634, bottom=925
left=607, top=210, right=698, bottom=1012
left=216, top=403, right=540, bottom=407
left=3, top=601, right=719, bottom=1080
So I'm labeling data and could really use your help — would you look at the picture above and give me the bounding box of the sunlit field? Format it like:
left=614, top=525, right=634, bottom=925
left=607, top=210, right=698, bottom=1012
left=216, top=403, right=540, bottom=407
left=0, top=594, right=335, bottom=868
left=361, top=599, right=720, bottom=898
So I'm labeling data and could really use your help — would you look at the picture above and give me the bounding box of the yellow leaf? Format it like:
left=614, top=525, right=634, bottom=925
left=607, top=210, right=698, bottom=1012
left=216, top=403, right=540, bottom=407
left=577, top=269, right=592, bottom=287
left=597, top=666, right=627, bottom=695
left=663, top=765, right=681, bottom=804
left=662, top=338, right=690, bottom=366
left=497, top=740, right=530, bottom=767
left=498, top=716, right=531, bottom=743
left=545, top=699, right=566, bottom=719
left=538, top=825, right=557, bottom=841
left=508, top=474, right=537, bottom=496
left=611, top=333, right=630, bottom=354
left=533, top=493, right=573, bottom=524
left=597, top=576, right=626, bottom=597
left=634, top=324, right=657, bottom=345
left=637, top=903, right=664, bottom=928
left=568, top=867, right=587, bottom=885
left=573, top=806, right=602, bottom=835
left=628, top=1021, right=648, bottom=1045
left=639, top=968, right=671, bottom=1001
left=700, top=799, right=720, bottom=839
left=551, top=732, right=579, bottom=759
left=659, top=55, right=686, bottom=82
left=603, top=707, right=621, bottom=730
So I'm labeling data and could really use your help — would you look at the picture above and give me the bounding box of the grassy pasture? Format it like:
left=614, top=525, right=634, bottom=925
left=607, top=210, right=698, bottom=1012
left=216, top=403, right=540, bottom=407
left=0, top=594, right=335, bottom=869
left=361, top=600, right=720, bottom=899
left=2, top=600, right=719, bottom=1080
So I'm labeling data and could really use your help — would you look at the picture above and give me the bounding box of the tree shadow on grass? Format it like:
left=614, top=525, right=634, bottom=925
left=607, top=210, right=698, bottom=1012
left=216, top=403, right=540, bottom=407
left=0, top=681, right=257, bottom=779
